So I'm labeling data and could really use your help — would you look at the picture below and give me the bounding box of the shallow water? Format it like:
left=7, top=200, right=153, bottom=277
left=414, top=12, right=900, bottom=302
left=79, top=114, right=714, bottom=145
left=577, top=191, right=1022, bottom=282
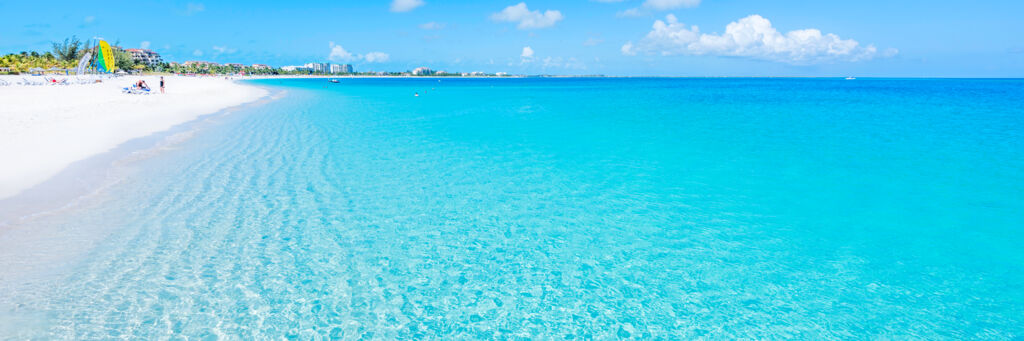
left=1, top=78, right=1022, bottom=339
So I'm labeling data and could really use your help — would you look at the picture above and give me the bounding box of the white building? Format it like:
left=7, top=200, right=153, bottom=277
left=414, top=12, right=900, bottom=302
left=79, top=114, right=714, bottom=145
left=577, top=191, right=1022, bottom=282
left=412, top=67, right=434, bottom=76
left=302, top=62, right=327, bottom=73
left=183, top=61, right=216, bottom=68
left=283, top=65, right=313, bottom=72
left=287, top=63, right=354, bottom=74
left=126, top=49, right=163, bottom=67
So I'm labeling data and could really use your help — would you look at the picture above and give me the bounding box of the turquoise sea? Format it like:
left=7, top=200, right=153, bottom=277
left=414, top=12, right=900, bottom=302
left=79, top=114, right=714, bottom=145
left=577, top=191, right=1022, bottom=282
left=1, top=78, right=1022, bottom=339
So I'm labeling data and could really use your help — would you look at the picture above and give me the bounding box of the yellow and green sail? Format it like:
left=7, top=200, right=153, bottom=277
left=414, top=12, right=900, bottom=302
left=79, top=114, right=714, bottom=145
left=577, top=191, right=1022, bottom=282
left=96, top=40, right=115, bottom=72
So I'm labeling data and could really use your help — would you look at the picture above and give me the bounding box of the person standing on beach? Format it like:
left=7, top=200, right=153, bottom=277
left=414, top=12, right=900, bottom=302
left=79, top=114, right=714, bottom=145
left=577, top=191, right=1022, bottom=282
left=160, top=76, right=165, bottom=94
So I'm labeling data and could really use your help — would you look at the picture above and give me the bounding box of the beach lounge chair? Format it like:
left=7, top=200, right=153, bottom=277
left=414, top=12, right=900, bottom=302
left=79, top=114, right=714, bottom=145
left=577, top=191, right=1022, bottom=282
left=122, top=85, right=153, bottom=95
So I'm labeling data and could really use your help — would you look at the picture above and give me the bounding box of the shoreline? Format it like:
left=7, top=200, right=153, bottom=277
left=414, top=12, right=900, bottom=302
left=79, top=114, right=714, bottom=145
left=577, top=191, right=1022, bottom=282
left=0, top=82, right=282, bottom=228
left=0, top=75, right=268, bottom=202
left=0, top=89, right=284, bottom=282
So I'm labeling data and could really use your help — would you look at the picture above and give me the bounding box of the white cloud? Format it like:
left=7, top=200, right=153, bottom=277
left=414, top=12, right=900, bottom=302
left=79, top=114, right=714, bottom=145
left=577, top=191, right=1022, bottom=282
left=364, top=52, right=390, bottom=63
left=140, top=41, right=151, bottom=49
left=519, top=46, right=535, bottom=64
left=617, top=8, right=647, bottom=18
left=419, top=22, right=445, bottom=30
left=192, top=49, right=203, bottom=57
left=329, top=42, right=391, bottom=63
left=186, top=3, right=205, bottom=15
left=491, top=3, right=564, bottom=29
left=521, top=46, right=535, bottom=59
left=643, top=0, right=700, bottom=10
left=212, top=45, right=237, bottom=54
left=621, top=42, right=636, bottom=56
left=329, top=42, right=355, bottom=62
left=391, top=0, right=424, bottom=12
left=622, top=14, right=892, bottom=64
left=542, top=56, right=586, bottom=70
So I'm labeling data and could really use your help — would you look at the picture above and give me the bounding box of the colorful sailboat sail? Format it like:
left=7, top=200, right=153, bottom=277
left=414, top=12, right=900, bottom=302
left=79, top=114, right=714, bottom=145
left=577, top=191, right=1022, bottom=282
left=96, top=40, right=115, bottom=73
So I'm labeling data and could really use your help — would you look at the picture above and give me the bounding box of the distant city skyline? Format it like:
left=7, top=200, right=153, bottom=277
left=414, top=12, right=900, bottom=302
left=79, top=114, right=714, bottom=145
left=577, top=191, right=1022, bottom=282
left=2, top=0, right=1022, bottom=77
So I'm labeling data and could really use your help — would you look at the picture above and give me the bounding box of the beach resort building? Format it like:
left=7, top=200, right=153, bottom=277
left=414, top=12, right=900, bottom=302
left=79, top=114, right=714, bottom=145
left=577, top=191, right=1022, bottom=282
left=126, top=49, right=163, bottom=67
left=304, top=62, right=328, bottom=73
left=329, top=64, right=353, bottom=74
left=225, top=63, right=245, bottom=69
left=412, top=67, right=434, bottom=76
left=251, top=64, right=271, bottom=70
left=183, top=61, right=217, bottom=68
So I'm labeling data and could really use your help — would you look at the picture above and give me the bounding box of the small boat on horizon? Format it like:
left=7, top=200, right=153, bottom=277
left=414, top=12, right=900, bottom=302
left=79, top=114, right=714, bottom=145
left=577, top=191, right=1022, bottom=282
left=329, top=79, right=340, bottom=83
left=845, top=76, right=856, bottom=80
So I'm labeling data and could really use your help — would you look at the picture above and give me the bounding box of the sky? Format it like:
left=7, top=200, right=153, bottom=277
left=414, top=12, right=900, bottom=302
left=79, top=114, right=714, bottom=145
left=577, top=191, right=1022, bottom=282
left=1, top=0, right=1022, bottom=77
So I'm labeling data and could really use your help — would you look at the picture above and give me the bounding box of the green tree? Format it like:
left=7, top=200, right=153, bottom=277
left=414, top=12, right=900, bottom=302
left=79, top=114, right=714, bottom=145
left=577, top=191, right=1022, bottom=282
left=112, top=45, right=137, bottom=71
left=51, top=36, right=82, bottom=62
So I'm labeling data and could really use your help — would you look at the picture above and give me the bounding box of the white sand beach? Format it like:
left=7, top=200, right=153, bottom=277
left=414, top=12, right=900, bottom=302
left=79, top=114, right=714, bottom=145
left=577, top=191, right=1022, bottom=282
left=0, top=75, right=267, bottom=200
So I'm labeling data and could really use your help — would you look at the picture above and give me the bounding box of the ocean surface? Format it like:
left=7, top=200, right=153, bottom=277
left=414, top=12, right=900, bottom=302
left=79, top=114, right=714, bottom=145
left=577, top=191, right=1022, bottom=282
left=1, top=78, right=1022, bottom=339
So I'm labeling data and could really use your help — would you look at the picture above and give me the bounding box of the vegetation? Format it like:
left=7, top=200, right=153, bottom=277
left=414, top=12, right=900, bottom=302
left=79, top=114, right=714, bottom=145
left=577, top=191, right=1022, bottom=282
left=3, top=35, right=511, bottom=76
left=113, top=45, right=136, bottom=71
left=163, top=63, right=277, bottom=75
left=1, top=36, right=91, bottom=73
left=51, top=36, right=85, bottom=62
left=0, top=52, right=74, bottom=74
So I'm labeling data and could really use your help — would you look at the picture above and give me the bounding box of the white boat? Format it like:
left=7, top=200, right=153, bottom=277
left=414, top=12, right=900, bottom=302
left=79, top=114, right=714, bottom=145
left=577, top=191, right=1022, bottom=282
left=845, top=76, right=856, bottom=80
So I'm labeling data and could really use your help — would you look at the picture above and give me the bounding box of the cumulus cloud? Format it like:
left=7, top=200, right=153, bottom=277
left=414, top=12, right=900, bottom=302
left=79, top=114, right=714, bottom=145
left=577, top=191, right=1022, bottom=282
left=329, top=42, right=355, bottom=61
left=363, top=52, right=390, bottom=63
left=519, top=46, right=535, bottom=64
left=140, top=41, right=151, bottom=49
left=419, top=22, right=445, bottom=30
left=643, top=0, right=700, bottom=10
left=621, top=42, right=636, bottom=56
left=491, top=3, right=564, bottom=29
left=330, top=42, right=391, bottom=63
left=391, top=0, right=424, bottom=12
left=521, top=46, right=535, bottom=59
left=622, top=14, right=893, bottom=64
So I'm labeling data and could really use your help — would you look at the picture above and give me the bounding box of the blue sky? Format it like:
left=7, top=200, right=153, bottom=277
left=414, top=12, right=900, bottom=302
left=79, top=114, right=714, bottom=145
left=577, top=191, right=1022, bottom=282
left=1, top=0, right=1022, bottom=77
